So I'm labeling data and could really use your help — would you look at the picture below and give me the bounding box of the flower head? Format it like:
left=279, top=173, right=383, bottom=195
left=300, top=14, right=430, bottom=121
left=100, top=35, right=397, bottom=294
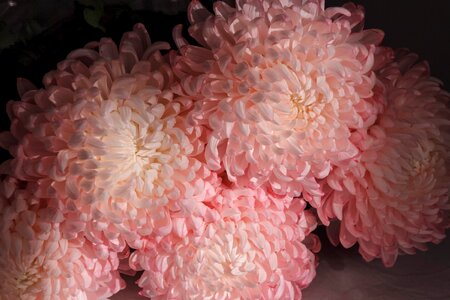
left=0, top=177, right=125, bottom=299
left=318, top=51, right=450, bottom=266
left=172, top=0, right=384, bottom=200
left=130, top=186, right=318, bottom=299
left=0, top=24, right=218, bottom=250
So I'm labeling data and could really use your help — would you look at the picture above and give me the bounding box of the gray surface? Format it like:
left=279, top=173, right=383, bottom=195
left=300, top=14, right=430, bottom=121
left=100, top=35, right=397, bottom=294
left=303, top=236, right=450, bottom=300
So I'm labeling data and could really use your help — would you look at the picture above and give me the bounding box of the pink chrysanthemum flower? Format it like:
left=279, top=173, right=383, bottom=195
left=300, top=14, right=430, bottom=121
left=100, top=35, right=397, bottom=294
left=130, top=186, right=319, bottom=299
left=318, top=51, right=450, bottom=267
left=171, top=0, right=384, bottom=201
left=0, top=24, right=218, bottom=250
left=0, top=177, right=125, bottom=299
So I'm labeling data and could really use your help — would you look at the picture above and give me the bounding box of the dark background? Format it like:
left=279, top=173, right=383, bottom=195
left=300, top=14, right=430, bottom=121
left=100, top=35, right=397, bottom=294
left=329, top=0, right=450, bottom=88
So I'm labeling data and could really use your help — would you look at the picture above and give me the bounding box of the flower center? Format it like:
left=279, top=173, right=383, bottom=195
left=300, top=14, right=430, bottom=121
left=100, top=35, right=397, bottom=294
left=200, top=236, right=253, bottom=285
left=290, top=93, right=313, bottom=119
left=14, top=259, right=40, bottom=293
left=93, top=117, right=169, bottom=193
left=290, top=93, right=303, bottom=110
left=409, top=152, right=435, bottom=177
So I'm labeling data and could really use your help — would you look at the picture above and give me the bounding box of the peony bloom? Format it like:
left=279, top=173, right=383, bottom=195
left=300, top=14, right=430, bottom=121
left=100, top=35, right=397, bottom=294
left=0, top=177, right=125, bottom=299
left=318, top=51, right=450, bottom=267
left=130, top=186, right=319, bottom=299
left=0, top=23, right=218, bottom=250
left=171, top=0, right=384, bottom=201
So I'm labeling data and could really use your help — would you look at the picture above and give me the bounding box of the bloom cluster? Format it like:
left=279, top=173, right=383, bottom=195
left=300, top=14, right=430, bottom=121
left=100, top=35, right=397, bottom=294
left=0, top=0, right=449, bottom=299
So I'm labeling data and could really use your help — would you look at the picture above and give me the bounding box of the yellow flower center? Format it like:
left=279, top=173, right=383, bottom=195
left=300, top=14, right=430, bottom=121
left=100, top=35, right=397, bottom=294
left=290, top=93, right=312, bottom=118
left=15, top=259, right=40, bottom=293
left=410, top=151, right=435, bottom=176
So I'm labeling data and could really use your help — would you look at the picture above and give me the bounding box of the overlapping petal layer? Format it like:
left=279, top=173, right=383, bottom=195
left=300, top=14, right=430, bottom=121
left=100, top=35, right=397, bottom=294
left=130, top=186, right=319, bottom=299
left=0, top=177, right=125, bottom=299
left=172, top=0, right=384, bottom=200
left=0, top=24, right=218, bottom=250
left=318, top=51, right=450, bottom=266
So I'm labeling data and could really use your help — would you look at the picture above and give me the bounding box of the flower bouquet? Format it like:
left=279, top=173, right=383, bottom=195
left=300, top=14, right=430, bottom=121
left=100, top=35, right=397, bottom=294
left=0, top=0, right=449, bottom=299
